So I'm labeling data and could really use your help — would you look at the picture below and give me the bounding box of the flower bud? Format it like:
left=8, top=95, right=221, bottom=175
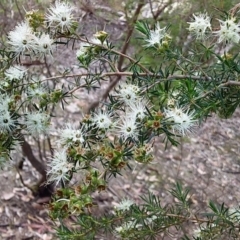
left=97, top=179, right=106, bottom=192
left=94, top=31, right=108, bottom=44
left=83, top=196, right=93, bottom=207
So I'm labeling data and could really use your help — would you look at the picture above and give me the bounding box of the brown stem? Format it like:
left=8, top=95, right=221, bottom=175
left=151, top=1, right=172, bottom=20
left=37, top=72, right=240, bottom=97
left=194, top=80, right=240, bottom=101
left=117, top=1, right=145, bottom=71
left=74, top=36, right=150, bottom=73
left=86, top=74, right=124, bottom=112
left=229, top=3, right=240, bottom=17
left=14, top=0, right=24, bottom=21
left=21, top=137, right=46, bottom=177
left=21, top=137, right=54, bottom=196
left=74, top=1, right=145, bottom=112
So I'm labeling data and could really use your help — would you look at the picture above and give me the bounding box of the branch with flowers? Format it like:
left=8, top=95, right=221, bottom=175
left=1, top=0, right=240, bottom=239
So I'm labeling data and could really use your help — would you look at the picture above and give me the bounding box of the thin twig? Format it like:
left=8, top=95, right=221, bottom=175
left=14, top=0, right=24, bottom=21
left=117, top=1, right=145, bottom=71
left=194, top=81, right=240, bottom=101
left=73, top=35, right=150, bottom=74
left=35, top=72, right=211, bottom=83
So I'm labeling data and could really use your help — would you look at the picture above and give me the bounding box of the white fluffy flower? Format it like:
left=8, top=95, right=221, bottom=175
left=116, top=83, right=140, bottom=104
left=0, top=97, right=14, bottom=133
left=215, top=17, right=240, bottom=44
left=7, top=21, right=38, bottom=57
left=0, top=111, right=16, bottom=133
left=47, top=148, right=73, bottom=185
left=115, top=198, right=134, bottom=212
left=5, top=65, right=27, bottom=81
left=145, top=22, right=167, bottom=47
left=25, top=111, right=50, bottom=135
left=188, top=13, right=211, bottom=39
left=57, top=123, right=85, bottom=147
left=35, top=33, right=54, bottom=56
left=27, top=84, right=47, bottom=99
left=127, top=99, right=149, bottom=120
left=117, top=114, right=139, bottom=140
left=46, top=0, right=75, bottom=32
left=92, top=111, right=113, bottom=130
left=164, top=107, right=196, bottom=135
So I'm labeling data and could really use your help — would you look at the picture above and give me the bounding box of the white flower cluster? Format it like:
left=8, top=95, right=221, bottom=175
left=0, top=95, right=16, bottom=133
left=116, top=82, right=140, bottom=104
left=164, top=107, right=196, bottom=135
left=89, top=82, right=149, bottom=141
left=115, top=198, right=134, bottom=212
left=47, top=148, right=73, bottom=185
left=145, top=22, right=170, bottom=48
left=117, top=114, right=139, bottom=140
left=7, top=1, right=77, bottom=59
left=92, top=111, right=113, bottom=130
left=0, top=94, right=51, bottom=136
left=187, top=13, right=240, bottom=44
left=8, top=21, right=54, bottom=58
left=115, top=83, right=149, bottom=140
left=128, top=100, right=148, bottom=121
left=46, top=123, right=86, bottom=184
left=56, top=123, right=85, bottom=147
left=187, top=13, right=211, bottom=39
left=35, top=33, right=54, bottom=56
left=215, top=18, right=240, bottom=44
left=8, top=21, right=37, bottom=58
left=24, top=111, right=50, bottom=135
left=27, top=84, right=47, bottom=100
left=1, top=65, right=27, bottom=89
left=46, top=0, right=75, bottom=32
left=5, top=65, right=27, bottom=81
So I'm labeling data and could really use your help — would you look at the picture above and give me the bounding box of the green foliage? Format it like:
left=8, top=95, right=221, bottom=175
left=54, top=183, right=240, bottom=239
